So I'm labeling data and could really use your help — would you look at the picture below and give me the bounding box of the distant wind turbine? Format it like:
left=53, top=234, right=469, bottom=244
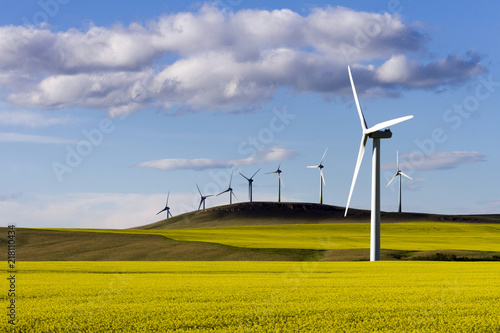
left=344, top=65, right=413, bottom=261
left=217, top=171, right=238, bottom=204
left=239, top=169, right=260, bottom=202
left=196, top=184, right=213, bottom=210
left=386, top=151, right=413, bottom=213
left=307, top=148, right=328, bottom=204
left=266, top=162, right=284, bottom=202
left=156, top=191, right=173, bottom=218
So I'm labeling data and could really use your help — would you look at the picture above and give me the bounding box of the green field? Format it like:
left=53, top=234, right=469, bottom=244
left=3, top=261, right=499, bottom=332
left=152, top=222, right=500, bottom=251
left=56, top=222, right=500, bottom=252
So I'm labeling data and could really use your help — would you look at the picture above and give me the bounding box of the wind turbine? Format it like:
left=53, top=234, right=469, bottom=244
left=386, top=151, right=413, bottom=213
left=266, top=162, right=284, bottom=202
left=217, top=171, right=238, bottom=204
left=239, top=169, right=260, bottom=202
left=344, top=65, right=413, bottom=261
left=307, top=148, right=328, bottom=204
left=156, top=191, right=173, bottom=218
left=196, top=184, right=213, bottom=210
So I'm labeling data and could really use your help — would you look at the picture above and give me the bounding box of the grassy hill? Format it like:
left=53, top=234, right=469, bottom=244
left=2, top=202, right=499, bottom=261
left=136, top=202, right=500, bottom=230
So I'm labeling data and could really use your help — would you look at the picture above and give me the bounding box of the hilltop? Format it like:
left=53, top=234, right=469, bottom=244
left=2, top=202, right=498, bottom=262
left=135, top=202, right=500, bottom=230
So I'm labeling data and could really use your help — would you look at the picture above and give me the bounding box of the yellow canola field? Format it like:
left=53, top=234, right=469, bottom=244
left=2, top=261, right=499, bottom=332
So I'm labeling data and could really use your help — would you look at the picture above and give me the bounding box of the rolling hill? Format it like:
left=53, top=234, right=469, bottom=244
left=2, top=202, right=499, bottom=261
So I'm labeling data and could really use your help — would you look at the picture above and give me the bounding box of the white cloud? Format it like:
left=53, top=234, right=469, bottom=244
left=375, top=54, right=412, bottom=83
left=136, top=147, right=296, bottom=171
left=0, top=188, right=300, bottom=229
left=0, top=192, right=22, bottom=201
left=0, top=132, right=75, bottom=144
left=382, top=151, right=486, bottom=171
left=0, top=193, right=187, bottom=229
left=0, top=5, right=485, bottom=116
left=480, top=199, right=500, bottom=207
left=0, top=110, right=74, bottom=127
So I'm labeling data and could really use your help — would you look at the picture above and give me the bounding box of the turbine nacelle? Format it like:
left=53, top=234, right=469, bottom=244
left=368, top=129, right=392, bottom=139
left=217, top=171, right=237, bottom=204
left=307, top=148, right=328, bottom=204
left=344, top=66, right=413, bottom=217
left=156, top=191, right=173, bottom=218
left=197, top=184, right=213, bottom=210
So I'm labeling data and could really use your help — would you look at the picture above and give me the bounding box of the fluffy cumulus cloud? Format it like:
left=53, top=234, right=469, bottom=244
left=0, top=5, right=485, bottom=116
left=136, top=147, right=296, bottom=171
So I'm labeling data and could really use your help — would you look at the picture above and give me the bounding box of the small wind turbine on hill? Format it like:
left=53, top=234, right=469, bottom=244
left=156, top=191, right=173, bottom=218
left=196, top=184, right=213, bottom=210
left=239, top=169, right=260, bottom=202
left=387, top=151, right=413, bottom=213
left=217, top=171, right=238, bottom=204
left=344, top=65, right=413, bottom=261
left=266, top=162, right=284, bottom=202
left=307, top=148, right=328, bottom=204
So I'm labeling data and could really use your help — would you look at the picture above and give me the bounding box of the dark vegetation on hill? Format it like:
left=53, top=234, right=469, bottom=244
left=136, top=202, right=500, bottom=230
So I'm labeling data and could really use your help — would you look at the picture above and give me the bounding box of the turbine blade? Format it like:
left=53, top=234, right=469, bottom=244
left=198, top=199, right=203, bottom=210
left=400, top=172, right=413, bottom=180
left=279, top=173, right=284, bottom=188
left=320, top=169, right=325, bottom=185
left=168, top=210, right=172, bottom=218
left=196, top=184, right=202, bottom=197
left=320, top=147, right=328, bottom=165
left=266, top=171, right=277, bottom=174
left=348, top=66, right=368, bottom=131
left=366, top=115, right=413, bottom=134
left=306, top=165, right=317, bottom=168
left=345, top=134, right=368, bottom=216
left=166, top=191, right=170, bottom=206
left=250, top=168, right=260, bottom=179
left=206, top=194, right=214, bottom=198
left=239, top=172, right=250, bottom=181
left=229, top=171, right=233, bottom=187
left=156, top=208, right=166, bottom=215
left=217, top=189, right=229, bottom=196
left=386, top=173, right=398, bottom=187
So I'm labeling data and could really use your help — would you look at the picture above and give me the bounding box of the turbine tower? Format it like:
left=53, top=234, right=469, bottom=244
left=217, top=171, right=238, bottom=204
left=344, top=66, right=413, bottom=261
left=156, top=191, right=173, bottom=218
left=307, top=148, right=328, bottom=204
left=196, top=184, right=213, bottom=210
left=266, top=162, right=284, bottom=202
left=239, top=169, right=260, bottom=202
left=386, top=151, right=413, bottom=213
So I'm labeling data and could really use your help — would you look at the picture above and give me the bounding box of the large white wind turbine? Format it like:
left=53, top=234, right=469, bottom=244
left=196, top=184, right=213, bottom=210
left=217, top=171, right=238, bottom=205
left=239, top=169, right=260, bottom=202
left=307, top=148, right=328, bottom=204
left=344, top=66, right=413, bottom=261
left=266, top=162, right=284, bottom=202
left=386, top=151, right=413, bottom=213
left=156, top=191, right=173, bottom=218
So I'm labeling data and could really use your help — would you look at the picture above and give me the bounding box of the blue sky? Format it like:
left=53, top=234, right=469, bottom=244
left=1, top=0, right=499, bottom=228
